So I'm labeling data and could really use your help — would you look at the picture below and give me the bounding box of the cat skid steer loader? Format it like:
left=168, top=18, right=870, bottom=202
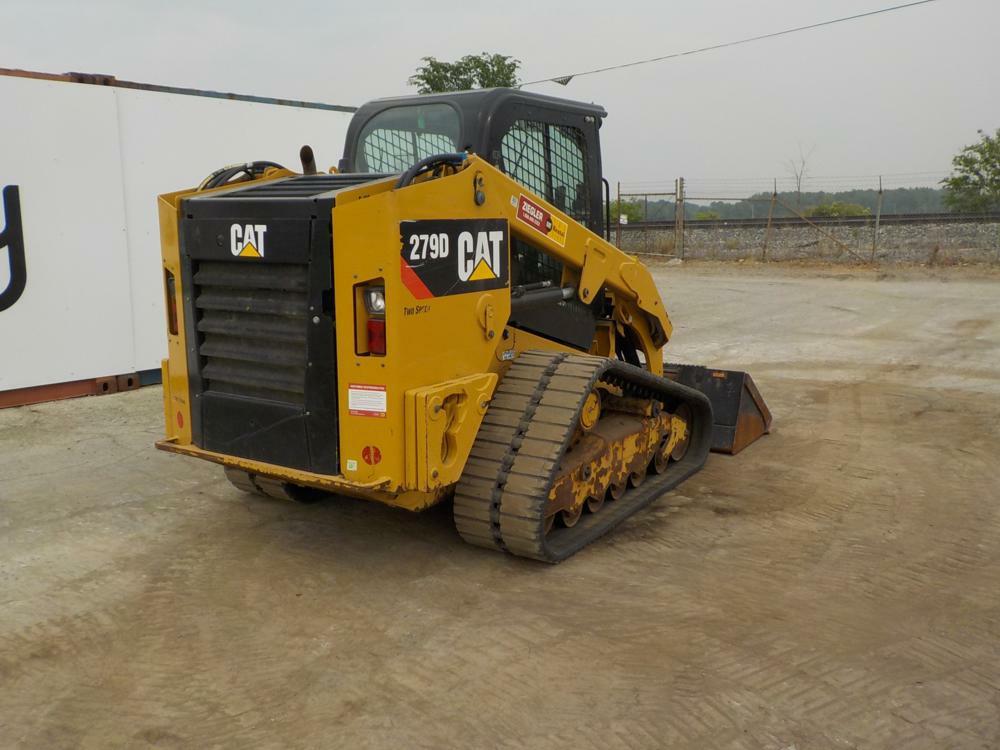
left=156, top=88, right=771, bottom=562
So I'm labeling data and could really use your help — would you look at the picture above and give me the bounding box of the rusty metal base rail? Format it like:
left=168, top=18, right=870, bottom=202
left=0, top=369, right=161, bottom=409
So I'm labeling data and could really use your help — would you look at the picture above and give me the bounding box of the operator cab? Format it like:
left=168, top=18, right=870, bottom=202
left=340, top=88, right=610, bottom=349
left=341, top=88, right=607, bottom=235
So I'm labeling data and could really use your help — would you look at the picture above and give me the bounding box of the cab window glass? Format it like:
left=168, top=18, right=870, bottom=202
left=500, top=120, right=589, bottom=224
left=356, top=104, right=460, bottom=173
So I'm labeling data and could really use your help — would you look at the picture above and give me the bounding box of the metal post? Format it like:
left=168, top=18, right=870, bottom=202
left=673, top=179, right=680, bottom=255
left=762, top=179, right=777, bottom=261
left=642, top=192, right=650, bottom=254
left=677, top=177, right=685, bottom=259
left=871, top=175, right=883, bottom=263
left=616, top=181, right=622, bottom=248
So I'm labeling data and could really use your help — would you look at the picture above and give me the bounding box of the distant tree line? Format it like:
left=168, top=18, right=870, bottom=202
left=613, top=187, right=951, bottom=222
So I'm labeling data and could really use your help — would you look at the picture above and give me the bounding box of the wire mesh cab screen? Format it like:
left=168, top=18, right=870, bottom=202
left=501, top=121, right=590, bottom=225
left=500, top=119, right=590, bottom=287
left=355, top=103, right=460, bottom=173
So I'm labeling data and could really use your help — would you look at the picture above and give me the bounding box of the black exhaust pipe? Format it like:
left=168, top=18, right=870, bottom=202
left=299, top=145, right=317, bottom=175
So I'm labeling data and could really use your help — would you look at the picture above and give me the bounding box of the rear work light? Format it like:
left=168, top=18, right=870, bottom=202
left=363, top=286, right=386, bottom=314
left=363, top=284, right=386, bottom=355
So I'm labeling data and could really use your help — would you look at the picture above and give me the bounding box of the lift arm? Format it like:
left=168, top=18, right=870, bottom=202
left=402, top=154, right=673, bottom=374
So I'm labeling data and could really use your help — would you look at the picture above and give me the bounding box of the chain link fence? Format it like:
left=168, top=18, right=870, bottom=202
left=610, top=174, right=1000, bottom=265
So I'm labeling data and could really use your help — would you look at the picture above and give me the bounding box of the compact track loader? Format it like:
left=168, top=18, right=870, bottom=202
left=156, top=89, right=771, bottom=562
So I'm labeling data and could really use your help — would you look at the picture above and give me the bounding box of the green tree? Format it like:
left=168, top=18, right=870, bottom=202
left=609, top=199, right=644, bottom=224
left=807, top=202, right=871, bottom=218
left=694, top=210, right=721, bottom=220
left=408, top=53, right=521, bottom=93
left=942, top=129, right=1000, bottom=213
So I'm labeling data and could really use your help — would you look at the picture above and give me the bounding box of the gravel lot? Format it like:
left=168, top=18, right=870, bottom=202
left=2, top=263, right=999, bottom=749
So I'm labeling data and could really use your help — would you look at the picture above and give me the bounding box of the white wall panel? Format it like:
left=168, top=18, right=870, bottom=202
left=0, top=77, right=135, bottom=391
left=0, top=75, right=353, bottom=392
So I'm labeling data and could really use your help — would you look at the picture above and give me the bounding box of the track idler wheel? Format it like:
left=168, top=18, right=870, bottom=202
left=671, top=403, right=693, bottom=461
left=652, top=437, right=671, bottom=474
left=561, top=505, right=583, bottom=528
left=608, top=481, right=627, bottom=501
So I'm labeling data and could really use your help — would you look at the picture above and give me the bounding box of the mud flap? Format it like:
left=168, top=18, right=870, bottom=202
left=663, top=364, right=772, bottom=455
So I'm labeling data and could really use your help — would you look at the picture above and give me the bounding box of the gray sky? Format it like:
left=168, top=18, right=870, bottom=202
left=4, top=0, right=997, bottom=196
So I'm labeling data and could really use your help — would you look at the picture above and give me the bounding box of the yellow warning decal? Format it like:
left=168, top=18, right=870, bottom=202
left=468, top=257, right=497, bottom=281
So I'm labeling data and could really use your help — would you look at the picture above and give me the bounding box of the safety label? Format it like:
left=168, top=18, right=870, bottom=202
left=516, top=194, right=567, bottom=247
left=348, top=383, right=387, bottom=417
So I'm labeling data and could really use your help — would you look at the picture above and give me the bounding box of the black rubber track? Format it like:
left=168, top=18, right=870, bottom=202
left=223, top=467, right=324, bottom=503
left=453, top=351, right=713, bottom=562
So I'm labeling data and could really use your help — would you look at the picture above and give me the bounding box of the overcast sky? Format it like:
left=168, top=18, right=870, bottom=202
left=3, top=0, right=997, bottom=196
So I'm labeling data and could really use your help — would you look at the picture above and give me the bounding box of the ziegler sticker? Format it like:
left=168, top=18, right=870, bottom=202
left=348, top=383, right=387, bottom=417
left=516, top=194, right=567, bottom=247
left=400, top=219, right=508, bottom=299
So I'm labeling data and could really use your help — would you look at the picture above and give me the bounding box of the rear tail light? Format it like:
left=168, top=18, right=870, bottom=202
left=367, top=318, right=386, bottom=355
left=164, top=269, right=178, bottom=336
left=360, top=283, right=386, bottom=356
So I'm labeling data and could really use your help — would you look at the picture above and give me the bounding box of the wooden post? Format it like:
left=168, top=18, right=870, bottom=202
left=677, top=177, right=685, bottom=259
left=762, top=179, right=777, bottom=261
left=615, top=181, right=622, bottom=248
left=673, top=179, right=680, bottom=255
left=871, top=175, right=883, bottom=263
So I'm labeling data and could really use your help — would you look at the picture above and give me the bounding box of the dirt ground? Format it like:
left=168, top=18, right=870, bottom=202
left=2, top=264, right=999, bottom=749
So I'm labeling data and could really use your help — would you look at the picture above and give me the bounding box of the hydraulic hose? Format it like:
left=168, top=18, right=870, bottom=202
left=395, top=153, right=467, bottom=189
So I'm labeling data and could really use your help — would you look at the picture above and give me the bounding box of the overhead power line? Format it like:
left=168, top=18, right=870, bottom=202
left=521, top=0, right=944, bottom=87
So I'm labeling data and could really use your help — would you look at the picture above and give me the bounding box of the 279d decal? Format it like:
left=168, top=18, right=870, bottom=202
left=399, top=219, right=508, bottom=299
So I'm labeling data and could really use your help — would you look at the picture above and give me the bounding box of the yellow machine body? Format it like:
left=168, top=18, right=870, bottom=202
left=157, top=156, right=675, bottom=511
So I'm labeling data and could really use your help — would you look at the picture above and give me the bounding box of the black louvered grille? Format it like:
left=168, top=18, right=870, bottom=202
left=193, top=260, right=310, bottom=405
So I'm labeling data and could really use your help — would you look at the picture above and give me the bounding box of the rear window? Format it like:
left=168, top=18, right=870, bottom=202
left=355, top=104, right=461, bottom=173
left=501, top=120, right=590, bottom=224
